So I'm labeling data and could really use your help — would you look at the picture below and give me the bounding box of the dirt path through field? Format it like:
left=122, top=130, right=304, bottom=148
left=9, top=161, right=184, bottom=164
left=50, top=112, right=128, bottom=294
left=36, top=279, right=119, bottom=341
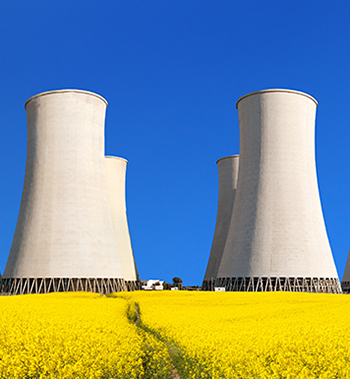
left=134, top=303, right=140, bottom=325
left=134, top=303, right=181, bottom=379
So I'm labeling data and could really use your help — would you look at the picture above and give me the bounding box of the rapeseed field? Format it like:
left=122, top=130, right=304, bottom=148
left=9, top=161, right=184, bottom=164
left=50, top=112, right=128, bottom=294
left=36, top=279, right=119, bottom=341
left=0, top=292, right=170, bottom=378
left=1, top=291, right=350, bottom=378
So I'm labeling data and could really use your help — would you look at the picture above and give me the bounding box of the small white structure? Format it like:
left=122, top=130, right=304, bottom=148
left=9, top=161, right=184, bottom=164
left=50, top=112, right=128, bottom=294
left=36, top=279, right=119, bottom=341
left=141, top=280, right=165, bottom=291
left=216, top=89, right=341, bottom=293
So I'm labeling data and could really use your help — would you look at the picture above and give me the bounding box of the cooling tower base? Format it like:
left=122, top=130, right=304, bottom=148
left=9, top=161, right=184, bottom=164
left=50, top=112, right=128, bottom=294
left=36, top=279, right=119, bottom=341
left=203, top=277, right=342, bottom=293
left=125, top=280, right=142, bottom=291
left=1, top=277, right=127, bottom=295
left=341, top=281, right=350, bottom=293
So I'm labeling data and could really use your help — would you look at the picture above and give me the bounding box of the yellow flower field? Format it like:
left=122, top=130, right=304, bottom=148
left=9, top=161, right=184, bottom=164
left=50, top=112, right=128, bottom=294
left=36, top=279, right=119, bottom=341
left=123, top=291, right=350, bottom=378
left=0, top=292, right=170, bottom=378
left=1, top=291, right=350, bottom=378
left=0, top=292, right=140, bottom=378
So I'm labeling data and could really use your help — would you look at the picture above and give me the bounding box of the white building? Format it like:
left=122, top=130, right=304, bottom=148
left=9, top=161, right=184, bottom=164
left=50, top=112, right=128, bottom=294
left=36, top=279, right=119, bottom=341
left=141, top=280, right=165, bottom=291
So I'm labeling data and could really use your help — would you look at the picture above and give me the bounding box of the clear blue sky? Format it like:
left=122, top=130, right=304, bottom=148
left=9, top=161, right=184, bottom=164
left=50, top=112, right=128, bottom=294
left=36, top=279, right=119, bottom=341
left=0, top=1, right=349, bottom=286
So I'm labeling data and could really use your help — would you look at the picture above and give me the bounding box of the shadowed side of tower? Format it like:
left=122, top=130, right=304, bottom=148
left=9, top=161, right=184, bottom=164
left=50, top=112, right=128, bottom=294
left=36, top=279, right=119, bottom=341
left=105, top=156, right=140, bottom=291
left=341, top=248, right=350, bottom=293
left=202, top=155, right=239, bottom=290
left=3, top=90, right=125, bottom=294
left=216, top=89, right=341, bottom=293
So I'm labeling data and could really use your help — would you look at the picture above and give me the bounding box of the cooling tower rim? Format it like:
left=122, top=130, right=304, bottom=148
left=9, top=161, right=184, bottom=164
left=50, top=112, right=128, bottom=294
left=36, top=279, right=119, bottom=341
left=105, top=155, right=128, bottom=163
left=25, top=89, right=108, bottom=109
left=236, top=89, right=318, bottom=109
left=216, top=155, right=239, bottom=164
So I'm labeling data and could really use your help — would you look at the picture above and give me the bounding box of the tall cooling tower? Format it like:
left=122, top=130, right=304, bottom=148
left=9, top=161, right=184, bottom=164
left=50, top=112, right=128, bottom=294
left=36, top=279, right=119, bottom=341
left=216, top=89, right=341, bottom=293
left=105, top=156, right=140, bottom=290
left=202, top=155, right=239, bottom=290
left=341, top=248, right=350, bottom=293
left=3, top=90, right=126, bottom=295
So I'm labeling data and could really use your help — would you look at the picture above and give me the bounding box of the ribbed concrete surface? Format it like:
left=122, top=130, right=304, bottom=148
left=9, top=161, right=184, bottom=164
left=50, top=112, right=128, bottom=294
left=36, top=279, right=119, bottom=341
left=4, top=90, right=124, bottom=279
left=203, top=155, right=239, bottom=283
left=105, top=156, right=138, bottom=282
left=341, top=248, right=350, bottom=291
left=217, top=89, right=339, bottom=280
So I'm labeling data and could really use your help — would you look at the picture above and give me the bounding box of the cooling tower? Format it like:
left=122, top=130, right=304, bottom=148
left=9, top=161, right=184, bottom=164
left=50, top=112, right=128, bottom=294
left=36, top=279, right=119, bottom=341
left=341, top=248, right=350, bottom=293
left=3, top=89, right=125, bottom=295
left=216, top=89, right=341, bottom=293
left=202, top=155, right=239, bottom=290
left=105, top=156, right=140, bottom=290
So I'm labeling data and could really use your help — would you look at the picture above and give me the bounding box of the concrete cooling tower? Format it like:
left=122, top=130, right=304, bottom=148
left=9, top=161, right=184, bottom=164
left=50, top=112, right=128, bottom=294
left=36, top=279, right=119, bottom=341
left=105, top=156, right=140, bottom=290
left=341, top=248, right=350, bottom=293
left=202, top=155, right=239, bottom=291
left=216, top=89, right=341, bottom=293
left=3, top=90, right=126, bottom=295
